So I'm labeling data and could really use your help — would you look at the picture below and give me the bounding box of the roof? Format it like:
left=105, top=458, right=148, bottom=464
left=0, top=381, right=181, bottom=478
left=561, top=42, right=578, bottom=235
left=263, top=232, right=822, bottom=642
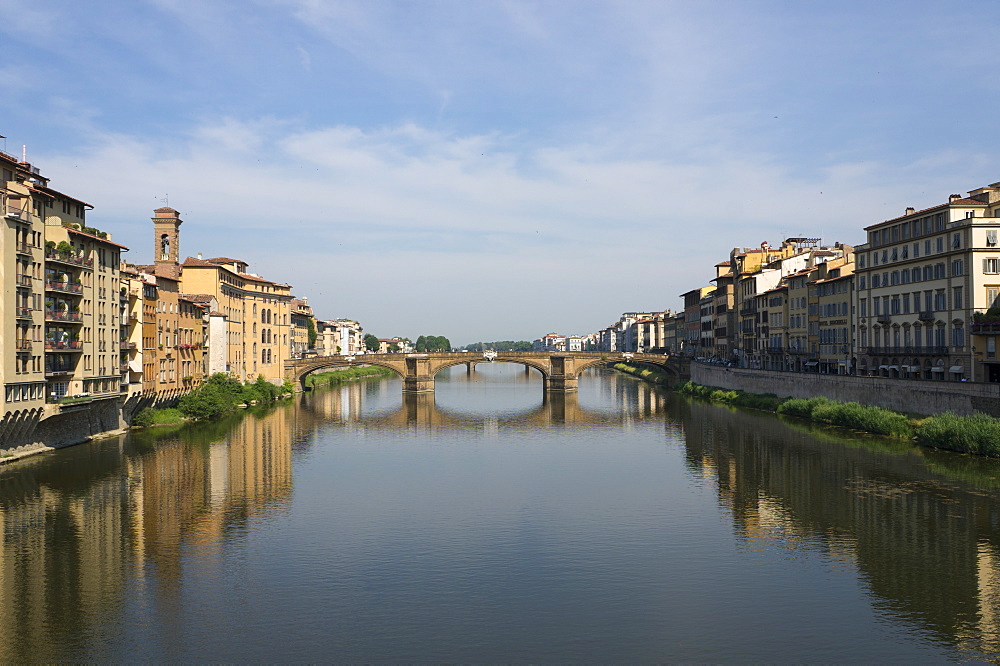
left=180, top=294, right=215, bottom=304
left=867, top=197, right=987, bottom=229
left=29, top=184, right=92, bottom=208
left=67, top=226, right=129, bottom=249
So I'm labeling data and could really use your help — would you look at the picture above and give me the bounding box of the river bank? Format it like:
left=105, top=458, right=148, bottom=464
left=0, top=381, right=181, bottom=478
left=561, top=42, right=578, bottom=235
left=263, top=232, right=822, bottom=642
left=614, top=362, right=1000, bottom=457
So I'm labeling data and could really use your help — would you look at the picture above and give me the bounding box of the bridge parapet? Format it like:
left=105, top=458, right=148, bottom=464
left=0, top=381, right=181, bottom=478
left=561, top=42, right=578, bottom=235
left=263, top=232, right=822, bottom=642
left=284, top=351, right=685, bottom=393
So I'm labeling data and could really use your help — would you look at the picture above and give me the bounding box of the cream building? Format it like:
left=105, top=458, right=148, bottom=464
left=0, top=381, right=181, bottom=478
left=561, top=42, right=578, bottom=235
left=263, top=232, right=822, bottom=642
left=855, top=185, right=1000, bottom=381
left=2, top=150, right=127, bottom=438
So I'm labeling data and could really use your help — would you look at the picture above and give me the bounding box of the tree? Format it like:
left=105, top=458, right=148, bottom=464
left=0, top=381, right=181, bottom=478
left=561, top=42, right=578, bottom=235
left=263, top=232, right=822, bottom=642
left=364, top=333, right=381, bottom=352
left=388, top=343, right=400, bottom=353
left=306, top=318, right=317, bottom=348
left=414, top=335, right=452, bottom=352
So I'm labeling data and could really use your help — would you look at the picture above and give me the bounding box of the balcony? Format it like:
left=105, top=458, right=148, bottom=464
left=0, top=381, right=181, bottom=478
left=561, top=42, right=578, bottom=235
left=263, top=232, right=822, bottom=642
left=863, top=345, right=948, bottom=356
left=120, top=341, right=137, bottom=350
left=45, top=366, right=75, bottom=377
left=16, top=274, right=32, bottom=288
left=15, top=306, right=33, bottom=320
left=15, top=340, right=32, bottom=352
left=876, top=314, right=891, bottom=323
left=45, top=250, right=93, bottom=268
left=45, top=309, right=83, bottom=323
left=5, top=205, right=28, bottom=222
left=15, top=242, right=32, bottom=256
left=46, top=281, right=83, bottom=294
left=972, top=321, right=1000, bottom=335
left=918, top=311, right=935, bottom=321
left=45, top=340, right=82, bottom=351
left=120, top=363, right=130, bottom=373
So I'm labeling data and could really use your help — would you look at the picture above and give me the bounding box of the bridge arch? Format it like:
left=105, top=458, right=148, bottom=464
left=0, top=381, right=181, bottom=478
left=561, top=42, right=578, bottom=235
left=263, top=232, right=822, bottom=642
left=284, top=351, right=687, bottom=394
left=288, top=356, right=405, bottom=390
left=431, top=357, right=552, bottom=379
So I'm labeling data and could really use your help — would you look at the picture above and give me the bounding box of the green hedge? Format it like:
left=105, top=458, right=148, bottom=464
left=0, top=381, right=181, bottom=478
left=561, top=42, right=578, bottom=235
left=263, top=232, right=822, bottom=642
left=916, top=412, right=1000, bottom=456
left=676, top=380, right=1000, bottom=457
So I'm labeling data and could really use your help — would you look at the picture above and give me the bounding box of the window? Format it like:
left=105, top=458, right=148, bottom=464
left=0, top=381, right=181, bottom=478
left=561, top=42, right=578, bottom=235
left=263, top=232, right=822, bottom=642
left=951, top=260, right=963, bottom=276
left=936, top=237, right=944, bottom=253
left=953, top=286, right=963, bottom=309
left=952, top=232, right=961, bottom=248
left=952, top=326, right=964, bottom=347
left=985, top=258, right=1000, bottom=274
left=988, top=229, right=998, bottom=246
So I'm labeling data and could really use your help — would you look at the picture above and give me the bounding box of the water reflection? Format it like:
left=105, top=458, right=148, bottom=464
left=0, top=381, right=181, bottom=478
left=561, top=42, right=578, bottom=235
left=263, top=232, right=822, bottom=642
left=0, top=368, right=998, bottom=660
left=0, top=408, right=293, bottom=662
left=679, top=396, right=1000, bottom=660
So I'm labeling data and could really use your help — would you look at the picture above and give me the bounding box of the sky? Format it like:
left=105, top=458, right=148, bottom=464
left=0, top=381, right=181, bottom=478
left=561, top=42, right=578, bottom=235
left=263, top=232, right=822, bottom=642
left=4, top=0, right=1000, bottom=345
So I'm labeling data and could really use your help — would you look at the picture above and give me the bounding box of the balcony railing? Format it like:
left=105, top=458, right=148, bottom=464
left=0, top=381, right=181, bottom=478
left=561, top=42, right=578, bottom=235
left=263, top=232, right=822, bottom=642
left=15, top=340, right=32, bottom=351
left=16, top=274, right=32, bottom=287
left=45, top=250, right=93, bottom=268
left=45, top=310, right=83, bottom=322
left=120, top=341, right=137, bottom=350
left=863, top=345, right=948, bottom=356
left=15, top=307, right=32, bottom=319
left=15, top=242, right=32, bottom=255
left=5, top=205, right=28, bottom=221
left=918, top=311, right=935, bottom=321
left=46, top=281, right=83, bottom=294
left=45, top=366, right=75, bottom=376
left=45, top=340, right=82, bottom=351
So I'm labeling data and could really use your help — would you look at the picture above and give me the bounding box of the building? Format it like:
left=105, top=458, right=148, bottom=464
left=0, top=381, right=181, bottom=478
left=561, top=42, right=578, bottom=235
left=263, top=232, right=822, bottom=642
left=855, top=186, right=1000, bottom=382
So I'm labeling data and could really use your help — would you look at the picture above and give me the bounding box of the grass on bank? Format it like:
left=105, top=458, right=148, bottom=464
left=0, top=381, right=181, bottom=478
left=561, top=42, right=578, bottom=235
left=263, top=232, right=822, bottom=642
left=306, top=365, right=396, bottom=388
left=614, top=363, right=1000, bottom=458
left=131, top=373, right=295, bottom=427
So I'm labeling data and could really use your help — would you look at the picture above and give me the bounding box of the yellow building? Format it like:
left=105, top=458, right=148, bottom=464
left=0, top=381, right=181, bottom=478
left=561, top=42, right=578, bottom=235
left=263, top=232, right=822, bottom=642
left=2, top=149, right=128, bottom=449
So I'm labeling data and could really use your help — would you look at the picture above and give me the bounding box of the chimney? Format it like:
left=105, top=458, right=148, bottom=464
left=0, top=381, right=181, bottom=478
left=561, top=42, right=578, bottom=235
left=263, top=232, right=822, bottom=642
left=905, top=207, right=915, bottom=215
left=949, top=194, right=962, bottom=202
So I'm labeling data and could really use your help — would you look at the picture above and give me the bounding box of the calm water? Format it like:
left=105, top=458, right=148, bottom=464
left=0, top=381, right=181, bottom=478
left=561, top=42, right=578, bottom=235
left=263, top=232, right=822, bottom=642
left=2, top=364, right=1000, bottom=662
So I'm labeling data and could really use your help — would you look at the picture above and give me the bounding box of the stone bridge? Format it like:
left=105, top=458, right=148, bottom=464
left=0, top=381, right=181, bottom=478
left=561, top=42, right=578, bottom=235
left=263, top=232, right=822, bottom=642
left=285, top=351, right=688, bottom=393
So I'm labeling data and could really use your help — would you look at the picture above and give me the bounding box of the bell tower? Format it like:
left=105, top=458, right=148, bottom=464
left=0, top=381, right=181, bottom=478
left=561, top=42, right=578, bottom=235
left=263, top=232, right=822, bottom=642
left=152, top=207, right=182, bottom=278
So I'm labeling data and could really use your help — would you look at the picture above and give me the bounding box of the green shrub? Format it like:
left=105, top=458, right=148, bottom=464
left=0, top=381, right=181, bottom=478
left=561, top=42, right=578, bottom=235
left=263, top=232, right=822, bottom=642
left=916, top=412, right=1000, bottom=456
left=810, top=401, right=913, bottom=438
left=777, top=397, right=829, bottom=418
left=132, top=407, right=155, bottom=428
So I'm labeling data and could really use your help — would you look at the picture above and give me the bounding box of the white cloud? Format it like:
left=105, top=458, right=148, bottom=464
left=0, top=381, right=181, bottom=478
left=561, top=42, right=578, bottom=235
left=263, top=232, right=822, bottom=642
left=35, top=113, right=995, bottom=342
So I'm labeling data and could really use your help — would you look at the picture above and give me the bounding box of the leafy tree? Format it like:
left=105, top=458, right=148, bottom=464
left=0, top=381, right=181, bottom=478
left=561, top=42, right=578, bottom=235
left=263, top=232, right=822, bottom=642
left=415, top=335, right=427, bottom=352
left=465, top=340, right=532, bottom=352
left=364, top=333, right=381, bottom=352
left=306, top=318, right=318, bottom=348
left=388, top=343, right=400, bottom=353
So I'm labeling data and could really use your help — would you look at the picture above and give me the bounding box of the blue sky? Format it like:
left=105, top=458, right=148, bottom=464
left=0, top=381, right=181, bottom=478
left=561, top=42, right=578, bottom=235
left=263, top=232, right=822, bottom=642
left=4, top=1, right=1000, bottom=344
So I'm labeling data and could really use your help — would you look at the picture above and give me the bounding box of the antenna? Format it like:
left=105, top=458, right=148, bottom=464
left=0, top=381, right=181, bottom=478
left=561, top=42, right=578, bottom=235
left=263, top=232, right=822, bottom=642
left=157, top=194, right=169, bottom=205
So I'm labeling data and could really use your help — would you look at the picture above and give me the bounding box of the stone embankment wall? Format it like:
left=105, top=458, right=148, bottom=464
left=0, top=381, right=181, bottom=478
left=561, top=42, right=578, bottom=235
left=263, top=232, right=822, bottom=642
left=0, top=391, right=183, bottom=461
left=691, top=364, right=1000, bottom=417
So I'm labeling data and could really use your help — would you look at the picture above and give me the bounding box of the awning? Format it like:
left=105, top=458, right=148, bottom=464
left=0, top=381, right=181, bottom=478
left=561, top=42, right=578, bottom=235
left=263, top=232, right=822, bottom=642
left=949, top=366, right=965, bottom=373
left=838, top=360, right=847, bottom=365
left=888, top=365, right=899, bottom=370
left=804, top=361, right=818, bottom=366
left=878, top=365, right=888, bottom=370
left=931, top=367, right=944, bottom=372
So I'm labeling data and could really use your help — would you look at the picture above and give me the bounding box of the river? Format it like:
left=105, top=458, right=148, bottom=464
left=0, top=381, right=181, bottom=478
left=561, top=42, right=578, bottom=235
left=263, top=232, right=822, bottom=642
left=1, top=363, right=999, bottom=662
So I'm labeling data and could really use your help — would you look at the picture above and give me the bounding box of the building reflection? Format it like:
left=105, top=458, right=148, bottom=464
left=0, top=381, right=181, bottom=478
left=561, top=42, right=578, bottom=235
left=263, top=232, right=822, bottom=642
left=678, top=396, right=1000, bottom=660
left=0, top=406, right=293, bottom=662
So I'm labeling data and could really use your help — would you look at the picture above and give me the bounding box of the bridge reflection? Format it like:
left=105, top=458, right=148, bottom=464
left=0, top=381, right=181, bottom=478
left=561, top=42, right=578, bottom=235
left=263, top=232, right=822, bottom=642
left=296, top=368, right=675, bottom=433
